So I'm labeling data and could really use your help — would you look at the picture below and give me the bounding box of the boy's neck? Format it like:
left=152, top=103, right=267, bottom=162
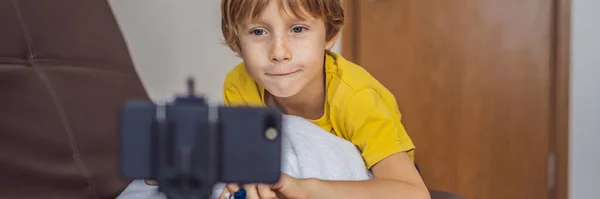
left=267, top=69, right=326, bottom=120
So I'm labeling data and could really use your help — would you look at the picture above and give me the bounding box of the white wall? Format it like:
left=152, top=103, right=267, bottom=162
left=108, top=0, right=341, bottom=103
left=569, top=0, right=600, bottom=198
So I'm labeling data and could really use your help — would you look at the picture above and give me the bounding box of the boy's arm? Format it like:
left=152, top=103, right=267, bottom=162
left=303, top=152, right=430, bottom=199
left=303, top=88, right=429, bottom=199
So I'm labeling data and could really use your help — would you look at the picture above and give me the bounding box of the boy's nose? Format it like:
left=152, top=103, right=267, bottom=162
left=269, top=37, right=292, bottom=63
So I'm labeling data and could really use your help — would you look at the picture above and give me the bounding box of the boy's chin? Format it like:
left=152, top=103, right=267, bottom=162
left=265, top=87, right=302, bottom=98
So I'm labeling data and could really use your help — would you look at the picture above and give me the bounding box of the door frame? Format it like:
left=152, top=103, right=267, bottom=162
left=552, top=0, right=571, bottom=198
left=341, top=0, right=358, bottom=63
left=340, top=0, right=571, bottom=198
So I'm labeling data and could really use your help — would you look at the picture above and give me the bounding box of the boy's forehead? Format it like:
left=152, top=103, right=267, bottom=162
left=241, top=0, right=317, bottom=24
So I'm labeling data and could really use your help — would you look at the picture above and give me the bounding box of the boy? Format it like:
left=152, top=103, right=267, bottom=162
left=220, top=0, right=429, bottom=198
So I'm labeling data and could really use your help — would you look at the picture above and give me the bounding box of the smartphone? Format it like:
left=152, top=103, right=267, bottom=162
left=119, top=99, right=282, bottom=194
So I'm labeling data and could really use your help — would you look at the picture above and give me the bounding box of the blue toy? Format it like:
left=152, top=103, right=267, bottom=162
left=233, top=189, right=246, bottom=199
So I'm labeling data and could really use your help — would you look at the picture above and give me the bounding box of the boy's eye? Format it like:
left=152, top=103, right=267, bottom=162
left=251, top=29, right=265, bottom=35
left=291, top=26, right=306, bottom=33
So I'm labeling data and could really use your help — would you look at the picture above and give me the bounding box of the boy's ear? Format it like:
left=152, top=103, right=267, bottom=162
left=325, top=32, right=341, bottom=50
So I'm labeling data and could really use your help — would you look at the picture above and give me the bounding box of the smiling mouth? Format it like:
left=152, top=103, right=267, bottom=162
left=266, top=70, right=301, bottom=77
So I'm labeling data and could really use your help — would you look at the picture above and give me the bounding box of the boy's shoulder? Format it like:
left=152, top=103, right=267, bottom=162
left=327, top=52, right=393, bottom=100
left=223, top=61, right=254, bottom=88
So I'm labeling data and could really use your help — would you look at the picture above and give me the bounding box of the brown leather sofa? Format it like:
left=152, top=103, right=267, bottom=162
left=0, top=0, right=148, bottom=198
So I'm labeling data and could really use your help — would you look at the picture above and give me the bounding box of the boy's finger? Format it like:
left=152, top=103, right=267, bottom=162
left=257, top=183, right=276, bottom=199
left=243, top=184, right=259, bottom=199
left=225, top=183, right=240, bottom=192
left=144, top=180, right=158, bottom=186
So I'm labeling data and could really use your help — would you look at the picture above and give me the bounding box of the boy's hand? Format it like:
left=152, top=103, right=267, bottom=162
left=271, top=173, right=310, bottom=199
left=220, top=173, right=310, bottom=199
left=220, top=183, right=278, bottom=199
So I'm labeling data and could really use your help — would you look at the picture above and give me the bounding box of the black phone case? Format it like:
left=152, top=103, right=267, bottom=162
left=120, top=100, right=156, bottom=179
left=218, top=107, right=282, bottom=184
left=120, top=101, right=282, bottom=185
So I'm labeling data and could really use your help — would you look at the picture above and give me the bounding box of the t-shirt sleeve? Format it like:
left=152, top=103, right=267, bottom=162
left=223, top=83, right=242, bottom=106
left=341, top=88, right=415, bottom=169
left=222, top=64, right=265, bottom=107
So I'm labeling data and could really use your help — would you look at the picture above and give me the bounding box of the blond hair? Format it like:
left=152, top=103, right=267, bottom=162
left=221, top=0, right=345, bottom=53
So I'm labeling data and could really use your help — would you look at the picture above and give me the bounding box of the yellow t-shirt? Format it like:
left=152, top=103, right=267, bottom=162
left=222, top=52, right=415, bottom=168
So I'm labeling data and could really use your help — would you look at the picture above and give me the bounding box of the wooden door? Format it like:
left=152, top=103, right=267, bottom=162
left=342, top=0, right=570, bottom=199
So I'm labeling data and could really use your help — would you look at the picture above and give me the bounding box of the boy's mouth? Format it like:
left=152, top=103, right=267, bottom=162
left=266, top=69, right=301, bottom=77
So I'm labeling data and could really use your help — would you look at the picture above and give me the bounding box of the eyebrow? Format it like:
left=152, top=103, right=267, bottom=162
left=245, top=15, right=316, bottom=27
left=239, top=21, right=270, bottom=30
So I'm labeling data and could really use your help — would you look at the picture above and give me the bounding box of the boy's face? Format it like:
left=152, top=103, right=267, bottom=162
left=236, top=0, right=338, bottom=98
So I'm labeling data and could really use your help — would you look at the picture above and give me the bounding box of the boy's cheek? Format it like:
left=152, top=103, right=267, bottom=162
left=239, top=41, right=268, bottom=55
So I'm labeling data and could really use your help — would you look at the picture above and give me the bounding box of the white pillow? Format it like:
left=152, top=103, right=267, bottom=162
left=278, top=115, right=372, bottom=180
